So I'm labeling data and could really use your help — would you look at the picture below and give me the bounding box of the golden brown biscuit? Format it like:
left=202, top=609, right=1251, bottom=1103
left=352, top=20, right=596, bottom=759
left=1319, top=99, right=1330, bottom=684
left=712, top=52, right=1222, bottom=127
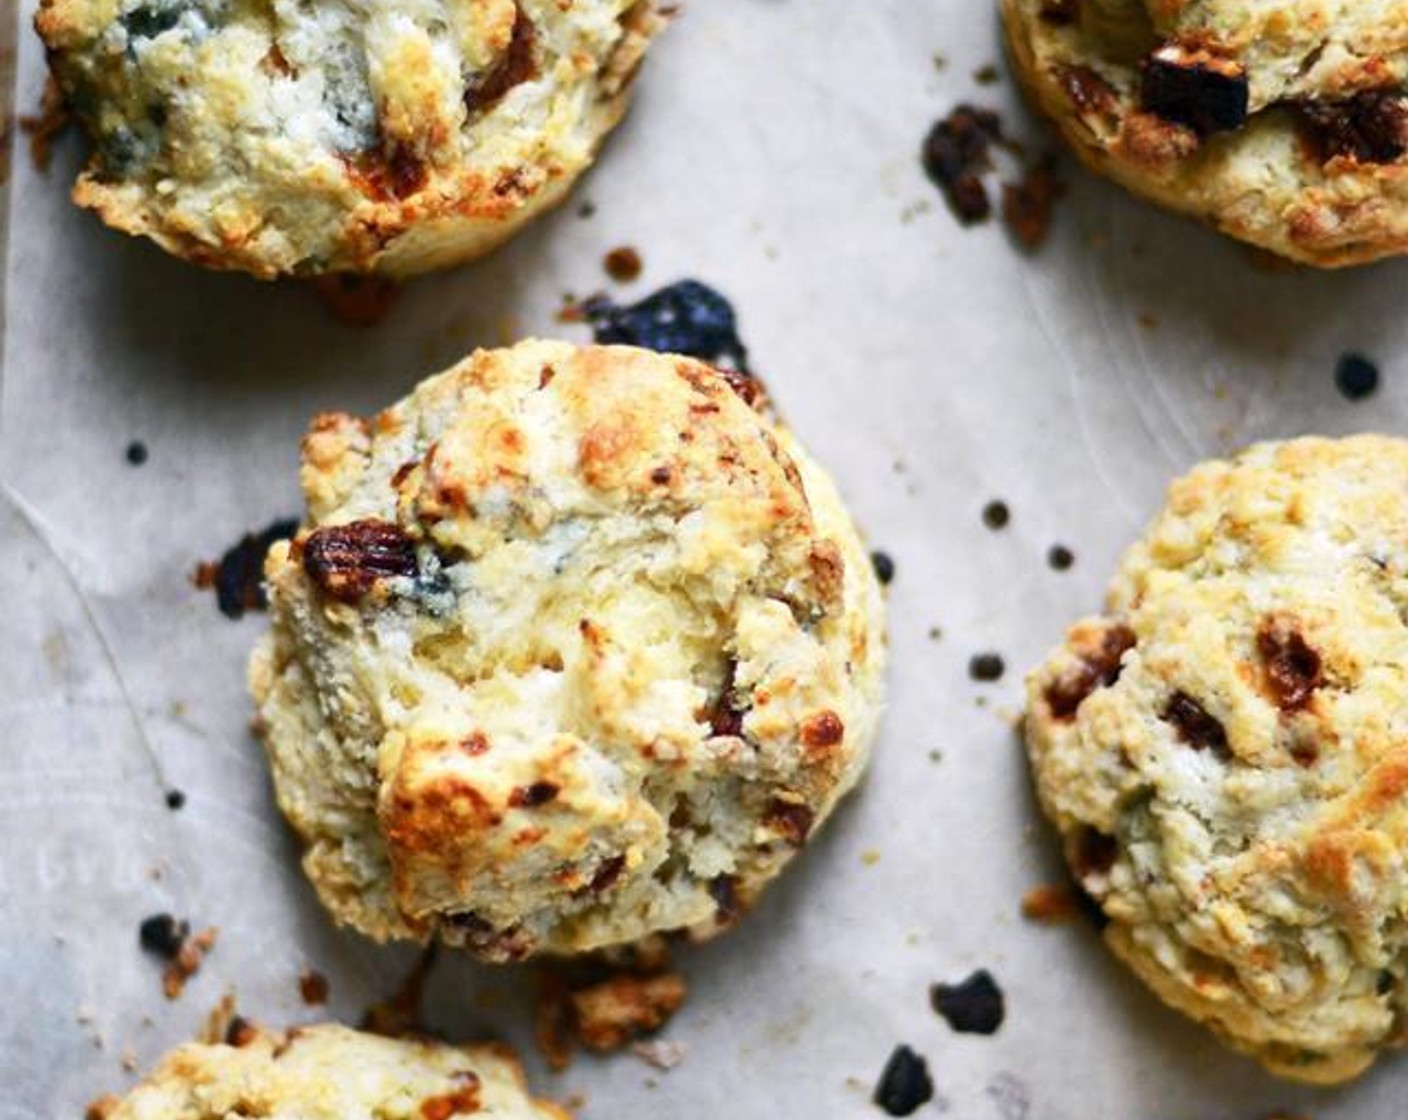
left=249, top=340, right=887, bottom=960
left=1026, top=435, right=1408, bottom=1083
left=92, top=1022, right=566, bottom=1120
left=1002, top=0, right=1408, bottom=265
left=36, top=0, right=664, bottom=278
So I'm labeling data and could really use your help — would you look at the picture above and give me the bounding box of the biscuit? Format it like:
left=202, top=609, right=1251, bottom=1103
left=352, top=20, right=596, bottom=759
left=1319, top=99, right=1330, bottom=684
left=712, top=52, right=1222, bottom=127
left=94, top=1022, right=565, bottom=1120
left=1002, top=0, right=1408, bottom=266
left=249, top=340, right=886, bottom=960
left=35, top=0, right=664, bottom=278
left=1026, top=435, right=1408, bottom=1082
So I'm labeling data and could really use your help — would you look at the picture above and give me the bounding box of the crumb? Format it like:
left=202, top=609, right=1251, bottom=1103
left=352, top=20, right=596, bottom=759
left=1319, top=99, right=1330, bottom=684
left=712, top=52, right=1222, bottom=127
left=536, top=954, right=688, bottom=1070
left=194, top=518, right=298, bottom=619
left=928, top=749, right=942, bottom=763
left=120, top=1046, right=138, bottom=1072
left=571, top=973, right=687, bottom=1051
left=1020, top=884, right=1081, bottom=924
left=631, top=1038, right=687, bottom=1070
left=922, top=105, right=1002, bottom=224
left=982, top=500, right=1010, bottom=529
left=974, top=64, right=1000, bottom=85
left=164, top=789, right=185, bottom=810
left=19, top=77, right=72, bottom=172
left=603, top=246, right=643, bottom=282
left=298, top=968, right=329, bottom=1005
left=861, top=849, right=882, bottom=866
left=125, top=441, right=148, bottom=466
left=932, top=54, right=948, bottom=71
left=311, top=274, right=400, bottom=327
left=1001, top=154, right=1063, bottom=250
left=578, top=201, right=597, bottom=219
left=928, top=626, right=943, bottom=642
left=85, top=1095, right=119, bottom=1120
left=162, top=928, right=217, bottom=1000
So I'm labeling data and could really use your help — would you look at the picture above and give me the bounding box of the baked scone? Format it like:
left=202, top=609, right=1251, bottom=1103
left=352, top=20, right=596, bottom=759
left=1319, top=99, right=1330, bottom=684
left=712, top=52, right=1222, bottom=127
left=1002, top=0, right=1408, bottom=266
left=92, top=1022, right=566, bottom=1120
left=249, top=340, right=886, bottom=960
left=35, top=0, right=663, bottom=278
left=1026, top=435, right=1408, bottom=1083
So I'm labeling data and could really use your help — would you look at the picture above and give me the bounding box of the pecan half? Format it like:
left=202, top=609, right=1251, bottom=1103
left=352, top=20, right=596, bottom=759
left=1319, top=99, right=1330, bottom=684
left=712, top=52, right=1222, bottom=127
left=303, top=520, right=418, bottom=602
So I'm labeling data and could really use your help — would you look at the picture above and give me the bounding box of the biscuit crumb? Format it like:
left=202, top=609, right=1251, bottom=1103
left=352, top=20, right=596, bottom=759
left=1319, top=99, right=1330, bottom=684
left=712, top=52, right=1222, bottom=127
left=603, top=246, right=643, bottom=282
left=536, top=951, right=687, bottom=1069
left=311, top=274, right=400, bottom=327
left=18, top=77, right=72, bottom=172
left=298, top=968, right=330, bottom=1005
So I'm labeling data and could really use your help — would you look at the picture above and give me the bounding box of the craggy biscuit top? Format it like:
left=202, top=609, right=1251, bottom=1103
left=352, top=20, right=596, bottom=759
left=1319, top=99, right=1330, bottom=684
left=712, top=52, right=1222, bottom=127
left=1026, top=436, right=1408, bottom=1083
left=36, top=0, right=662, bottom=277
left=250, top=341, right=886, bottom=960
left=1003, top=0, right=1408, bottom=264
left=101, top=1023, right=566, bottom=1120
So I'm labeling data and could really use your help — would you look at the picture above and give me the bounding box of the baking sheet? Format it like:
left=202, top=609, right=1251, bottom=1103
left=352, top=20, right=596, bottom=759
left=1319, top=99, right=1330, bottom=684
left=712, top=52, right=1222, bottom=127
left=5, top=2, right=1408, bottom=1117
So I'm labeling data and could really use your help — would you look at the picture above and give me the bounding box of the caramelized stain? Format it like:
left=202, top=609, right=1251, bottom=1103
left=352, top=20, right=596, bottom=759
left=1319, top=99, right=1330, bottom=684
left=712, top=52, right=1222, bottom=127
left=466, top=5, right=539, bottom=114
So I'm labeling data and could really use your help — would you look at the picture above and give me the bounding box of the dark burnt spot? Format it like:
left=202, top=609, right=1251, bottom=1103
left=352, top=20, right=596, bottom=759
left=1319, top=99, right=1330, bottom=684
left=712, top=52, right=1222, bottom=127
left=708, top=659, right=746, bottom=738
left=708, top=874, right=741, bottom=925
left=1300, top=90, right=1408, bottom=164
left=589, top=854, right=626, bottom=893
left=871, top=550, right=896, bottom=585
left=1290, top=739, right=1320, bottom=767
left=1257, top=620, right=1322, bottom=711
left=930, top=969, right=1005, bottom=1035
left=164, top=788, right=185, bottom=810
left=716, top=366, right=764, bottom=407
left=1161, top=691, right=1230, bottom=757
left=1044, top=624, right=1136, bottom=719
left=1056, top=64, right=1120, bottom=117
left=303, top=519, right=418, bottom=603
left=1047, top=544, right=1075, bottom=571
left=1072, top=826, right=1119, bottom=879
left=1039, top=0, right=1079, bottom=24
left=385, top=146, right=427, bottom=199
left=465, top=5, right=538, bottom=114
left=1141, top=43, right=1249, bottom=134
left=509, top=781, right=560, bottom=808
left=298, top=969, right=329, bottom=1005
left=982, top=499, right=1010, bottom=529
left=1335, top=353, right=1380, bottom=401
left=873, top=1045, right=934, bottom=1117
left=763, top=798, right=815, bottom=847
left=194, top=518, right=299, bottom=619
left=922, top=104, right=1002, bottom=223
left=125, top=440, right=148, bottom=466
left=224, top=1015, right=258, bottom=1047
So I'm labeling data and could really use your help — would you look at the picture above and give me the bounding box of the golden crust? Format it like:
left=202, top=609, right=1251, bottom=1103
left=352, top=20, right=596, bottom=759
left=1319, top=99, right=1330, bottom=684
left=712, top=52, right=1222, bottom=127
left=36, top=0, right=665, bottom=278
left=249, top=341, right=887, bottom=960
left=101, top=1023, right=568, bottom=1120
left=1002, top=0, right=1408, bottom=266
left=1025, top=435, right=1408, bottom=1083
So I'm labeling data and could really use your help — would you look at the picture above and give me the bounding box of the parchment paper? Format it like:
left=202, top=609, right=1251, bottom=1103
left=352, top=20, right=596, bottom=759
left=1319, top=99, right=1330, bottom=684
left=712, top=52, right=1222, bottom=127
left=5, top=2, right=1408, bottom=1117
